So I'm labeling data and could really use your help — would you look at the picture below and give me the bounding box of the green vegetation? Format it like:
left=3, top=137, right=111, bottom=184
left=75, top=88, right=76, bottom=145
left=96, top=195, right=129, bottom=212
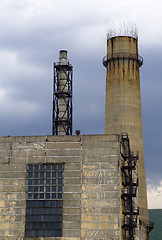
left=149, top=209, right=162, bottom=240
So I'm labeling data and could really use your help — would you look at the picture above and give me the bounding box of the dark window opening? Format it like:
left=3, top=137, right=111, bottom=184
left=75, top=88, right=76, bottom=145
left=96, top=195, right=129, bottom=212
left=25, top=164, right=63, bottom=237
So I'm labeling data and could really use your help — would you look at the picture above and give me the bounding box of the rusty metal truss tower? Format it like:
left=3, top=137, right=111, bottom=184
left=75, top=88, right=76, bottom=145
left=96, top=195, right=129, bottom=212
left=52, top=50, right=73, bottom=135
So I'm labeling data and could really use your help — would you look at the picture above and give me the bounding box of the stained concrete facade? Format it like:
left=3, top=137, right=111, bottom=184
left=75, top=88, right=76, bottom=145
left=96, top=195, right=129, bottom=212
left=0, top=134, right=123, bottom=240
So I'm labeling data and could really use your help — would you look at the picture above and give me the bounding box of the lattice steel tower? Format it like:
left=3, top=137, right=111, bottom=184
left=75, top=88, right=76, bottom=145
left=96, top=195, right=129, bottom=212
left=52, top=50, right=73, bottom=135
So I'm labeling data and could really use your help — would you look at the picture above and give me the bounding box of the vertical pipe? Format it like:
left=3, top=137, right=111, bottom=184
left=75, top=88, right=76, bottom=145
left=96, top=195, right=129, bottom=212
left=59, top=50, right=67, bottom=135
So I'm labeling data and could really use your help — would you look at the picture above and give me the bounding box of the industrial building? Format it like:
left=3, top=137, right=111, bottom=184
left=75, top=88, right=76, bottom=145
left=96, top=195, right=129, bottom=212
left=0, top=32, right=153, bottom=239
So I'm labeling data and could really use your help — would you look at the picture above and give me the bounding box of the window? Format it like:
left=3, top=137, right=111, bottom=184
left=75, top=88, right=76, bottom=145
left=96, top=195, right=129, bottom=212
left=25, top=164, right=63, bottom=237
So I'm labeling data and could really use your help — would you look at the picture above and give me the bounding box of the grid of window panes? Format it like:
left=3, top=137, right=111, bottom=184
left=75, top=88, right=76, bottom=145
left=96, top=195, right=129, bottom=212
left=25, top=164, right=63, bottom=237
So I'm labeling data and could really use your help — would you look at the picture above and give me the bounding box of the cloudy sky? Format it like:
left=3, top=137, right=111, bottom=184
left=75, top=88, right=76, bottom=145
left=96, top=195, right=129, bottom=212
left=0, top=0, right=162, bottom=209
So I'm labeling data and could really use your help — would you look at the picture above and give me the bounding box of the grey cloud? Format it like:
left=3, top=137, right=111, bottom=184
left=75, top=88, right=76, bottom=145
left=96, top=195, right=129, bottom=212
left=141, top=48, right=162, bottom=183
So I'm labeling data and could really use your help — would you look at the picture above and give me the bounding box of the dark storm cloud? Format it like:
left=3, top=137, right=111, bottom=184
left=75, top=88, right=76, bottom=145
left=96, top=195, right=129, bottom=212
left=141, top=48, right=162, bottom=184
left=73, top=55, right=106, bottom=135
left=0, top=0, right=106, bottom=136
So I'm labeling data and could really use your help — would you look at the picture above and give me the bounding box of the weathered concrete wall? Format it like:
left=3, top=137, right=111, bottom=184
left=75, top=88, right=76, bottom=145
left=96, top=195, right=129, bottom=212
left=81, top=135, right=121, bottom=240
left=0, top=134, right=121, bottom=240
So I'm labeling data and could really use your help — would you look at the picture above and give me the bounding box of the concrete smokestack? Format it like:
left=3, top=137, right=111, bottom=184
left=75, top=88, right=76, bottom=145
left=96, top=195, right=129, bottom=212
left=103, top=35, right=148, bottom=226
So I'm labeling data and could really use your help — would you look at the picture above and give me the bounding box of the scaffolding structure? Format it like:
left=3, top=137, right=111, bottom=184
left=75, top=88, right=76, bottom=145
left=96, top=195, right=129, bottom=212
left=52, top=51, right=73, bottom=135
left=121, top=134, right=139, bottom=240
